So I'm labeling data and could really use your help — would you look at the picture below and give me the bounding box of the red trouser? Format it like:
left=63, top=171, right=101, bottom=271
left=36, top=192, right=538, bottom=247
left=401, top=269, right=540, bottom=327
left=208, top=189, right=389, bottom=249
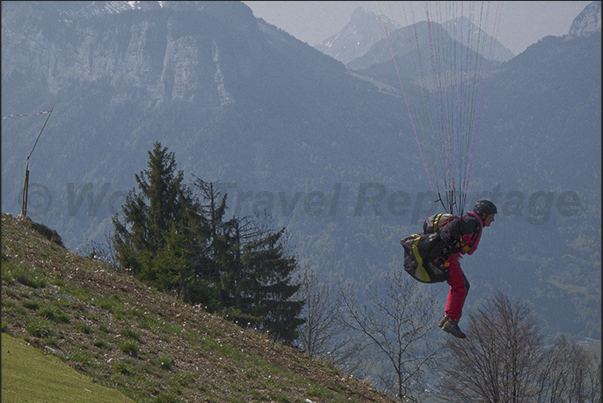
left=445, top=255, right=470, bottom=322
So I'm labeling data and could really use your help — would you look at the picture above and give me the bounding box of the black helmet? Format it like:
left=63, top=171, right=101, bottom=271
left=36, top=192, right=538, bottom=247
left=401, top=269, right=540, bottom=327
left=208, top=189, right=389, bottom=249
left=473, top=200, right=497, bottom=216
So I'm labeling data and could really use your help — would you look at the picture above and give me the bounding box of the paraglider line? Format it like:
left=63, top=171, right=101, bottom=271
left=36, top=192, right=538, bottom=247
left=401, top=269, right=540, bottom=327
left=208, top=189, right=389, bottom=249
left=378, top=2, right=436, bottom=207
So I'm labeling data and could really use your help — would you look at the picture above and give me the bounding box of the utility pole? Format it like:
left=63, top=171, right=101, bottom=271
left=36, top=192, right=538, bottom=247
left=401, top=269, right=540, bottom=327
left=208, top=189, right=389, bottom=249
left=21, top=107, right=53, bottom=217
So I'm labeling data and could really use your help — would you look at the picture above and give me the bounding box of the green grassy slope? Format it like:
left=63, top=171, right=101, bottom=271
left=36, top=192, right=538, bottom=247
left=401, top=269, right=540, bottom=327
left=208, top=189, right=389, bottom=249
left=1, top=213, right=395, bottom=403
left=2, top=332, right=134, bottom=402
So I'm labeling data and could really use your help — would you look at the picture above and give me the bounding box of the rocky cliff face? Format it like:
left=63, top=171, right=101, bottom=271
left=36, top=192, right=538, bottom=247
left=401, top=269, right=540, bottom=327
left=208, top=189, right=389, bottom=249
left=1, top=2, right=268, bottom=111
left=0, top=0, right=386, bottom=222
left=567, top=1, right=601, bottom=39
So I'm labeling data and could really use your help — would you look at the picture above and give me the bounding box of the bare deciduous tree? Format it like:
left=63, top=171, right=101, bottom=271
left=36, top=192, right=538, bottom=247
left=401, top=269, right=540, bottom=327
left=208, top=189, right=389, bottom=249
left=296, top=267, right=342, bottom=358
left=535, top=336, right=601, bottom=403
left=441, top=291, right=601, bottom=403
left=442, top=291, right=544, bottom=402
left=295, top=267, right=365, bottom=373
left=339, top=270, right=443, bottom=400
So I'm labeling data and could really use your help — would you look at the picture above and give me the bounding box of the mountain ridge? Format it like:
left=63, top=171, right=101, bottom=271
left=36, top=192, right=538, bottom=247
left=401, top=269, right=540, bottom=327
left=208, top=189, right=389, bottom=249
left=314, top=6, right=513, bottom=66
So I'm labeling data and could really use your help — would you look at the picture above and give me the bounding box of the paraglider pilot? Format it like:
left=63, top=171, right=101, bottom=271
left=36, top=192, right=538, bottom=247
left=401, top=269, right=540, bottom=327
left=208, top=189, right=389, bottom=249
left=438, top=200, right=497, bottom=338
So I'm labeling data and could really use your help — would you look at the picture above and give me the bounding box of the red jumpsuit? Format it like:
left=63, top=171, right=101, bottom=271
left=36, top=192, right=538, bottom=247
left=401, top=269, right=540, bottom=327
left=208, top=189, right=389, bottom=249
left=444, top=211, right=483, bottom=322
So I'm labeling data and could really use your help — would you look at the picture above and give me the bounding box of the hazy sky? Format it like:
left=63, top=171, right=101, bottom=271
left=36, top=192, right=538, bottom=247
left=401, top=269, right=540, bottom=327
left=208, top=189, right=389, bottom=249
left=242, top=1, right=592, bottom=56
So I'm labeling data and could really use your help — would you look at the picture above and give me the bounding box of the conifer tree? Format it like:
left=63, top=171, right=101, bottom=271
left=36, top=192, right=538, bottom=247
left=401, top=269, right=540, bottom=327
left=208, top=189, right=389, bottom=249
left=226, top=218, right=305, bottom=344
left=112, top=142, right=207, bottom=300
left=113, top=148, right=305, bottom=340
left=192, top=177, right=232, bottom=304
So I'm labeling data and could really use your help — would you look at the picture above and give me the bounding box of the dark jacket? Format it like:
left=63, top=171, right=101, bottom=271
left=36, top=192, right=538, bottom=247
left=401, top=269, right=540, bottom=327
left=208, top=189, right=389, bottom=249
left=440, top=211, right=483, bottom=256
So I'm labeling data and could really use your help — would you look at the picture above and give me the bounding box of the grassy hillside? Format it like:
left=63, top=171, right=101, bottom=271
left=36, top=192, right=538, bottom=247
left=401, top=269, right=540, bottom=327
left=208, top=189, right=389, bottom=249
left=1, top=213, right=396, bottom=403
left=2, top=332, right=134, bottom=402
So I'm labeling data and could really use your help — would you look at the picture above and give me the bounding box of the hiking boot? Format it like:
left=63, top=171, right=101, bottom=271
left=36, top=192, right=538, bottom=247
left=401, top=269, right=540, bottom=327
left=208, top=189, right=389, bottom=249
left=438, top=315, right=450, bottom=328
left=442, top=320, right=466, bottom=339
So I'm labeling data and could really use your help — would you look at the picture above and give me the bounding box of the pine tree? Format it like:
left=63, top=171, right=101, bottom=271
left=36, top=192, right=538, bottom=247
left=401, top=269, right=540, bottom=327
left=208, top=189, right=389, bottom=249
left=113, top=152, right=305, bottom=342
left=225, top=218, right=305, bottom=344
left=112, top=142, right=207, bottom=300
left=193, top=179, right=305, bottom=344
left=192, top=177, right=237, bottom=310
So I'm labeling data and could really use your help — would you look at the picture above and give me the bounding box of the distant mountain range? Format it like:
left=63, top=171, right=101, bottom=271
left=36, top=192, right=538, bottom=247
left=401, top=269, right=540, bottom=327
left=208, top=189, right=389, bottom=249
left=313, top=7, right=401, bottom=65
left=1, top=1, right=601, bottom=340
left=314, top=6, right=514, bottom=65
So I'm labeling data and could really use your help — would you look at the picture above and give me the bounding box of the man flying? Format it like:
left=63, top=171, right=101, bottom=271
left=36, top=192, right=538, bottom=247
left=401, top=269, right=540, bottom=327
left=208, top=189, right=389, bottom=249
left=437, top=200, right=497, bottom=338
